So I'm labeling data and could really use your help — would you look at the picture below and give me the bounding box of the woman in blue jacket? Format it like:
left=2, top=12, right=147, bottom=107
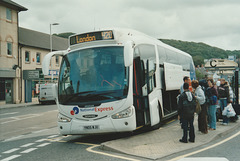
left=207, top=79, right=218, bottom=130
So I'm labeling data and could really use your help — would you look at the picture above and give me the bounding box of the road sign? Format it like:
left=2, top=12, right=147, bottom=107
left=23, top=70, right=39, bottom=80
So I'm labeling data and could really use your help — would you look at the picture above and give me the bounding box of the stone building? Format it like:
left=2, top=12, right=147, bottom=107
left=205, top=59, right=238, bottom=82
left=0, top=0, right=68, bottom=104
left=19, top=27, right=68, bottom=103
left=0, top=0, right=27, bottom=104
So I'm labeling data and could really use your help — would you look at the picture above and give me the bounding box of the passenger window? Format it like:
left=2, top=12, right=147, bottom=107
left=137, top=44, right=155, bottom=59
left=158, top=46, right=167, bottom=64
left=165, top=49, right=177, bottom=64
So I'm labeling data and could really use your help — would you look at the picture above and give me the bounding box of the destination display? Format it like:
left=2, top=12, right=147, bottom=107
left=70, top=30, right=114, bottom=45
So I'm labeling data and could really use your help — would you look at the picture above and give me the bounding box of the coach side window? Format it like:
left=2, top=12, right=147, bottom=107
left=137, top=44, right=156, bottom=93
left=157, top=46, right=167, bottom=64
left=182, top=57, right=192, bottom=71
left=165, top=49, right=177, bottom=64
left=137, top=44, right=155, bottom=59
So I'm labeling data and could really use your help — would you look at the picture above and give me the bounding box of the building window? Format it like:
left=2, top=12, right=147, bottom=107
left=56, top=56, right=59, bottom=65
left=36, top=53, right=41, bottom=64
left=25, top=51, right=30, bottom=63
left=7, top=42, right=12, bottom=56
left=6, top=8, right=12, bottom=21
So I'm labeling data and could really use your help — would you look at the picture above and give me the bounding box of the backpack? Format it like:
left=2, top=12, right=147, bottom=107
left=182, top=93, right=196, bottom=120
left=205, top=87, right=212, bottom=104
left=199, top=79, right=208, bottom=92
left=206, top=87, right=217, bottom=105
left=199, top=79, right=209, bottom=102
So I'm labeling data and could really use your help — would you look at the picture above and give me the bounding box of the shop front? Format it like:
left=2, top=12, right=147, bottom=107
left=0, top=69, right=16, bottom=104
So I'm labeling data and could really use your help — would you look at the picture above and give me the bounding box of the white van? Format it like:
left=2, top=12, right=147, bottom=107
left=39, top=83, right=56, bottom=104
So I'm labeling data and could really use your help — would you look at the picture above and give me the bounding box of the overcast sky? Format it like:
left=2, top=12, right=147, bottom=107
left=16, top=0, right=240, bottom=51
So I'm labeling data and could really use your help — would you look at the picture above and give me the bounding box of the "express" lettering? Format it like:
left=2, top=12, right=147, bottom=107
left=95, top=107, right=113, bottom=112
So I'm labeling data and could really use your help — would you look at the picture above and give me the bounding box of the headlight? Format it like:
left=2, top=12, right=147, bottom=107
left=58, top=113, right=72, bottom=122
left=111, top=106, right=133, bottom=119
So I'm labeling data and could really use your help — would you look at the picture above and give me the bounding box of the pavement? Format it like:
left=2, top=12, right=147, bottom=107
left=0, top=102, right=39, bottom=109
left=1, top=103, right=240, bottom=160
left=101, top=114, right=240, bottom=160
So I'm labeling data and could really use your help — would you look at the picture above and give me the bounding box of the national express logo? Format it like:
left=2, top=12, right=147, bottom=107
left=70, top=107, right=79, bottom=115
left=70, top=106, right=114, bottom=115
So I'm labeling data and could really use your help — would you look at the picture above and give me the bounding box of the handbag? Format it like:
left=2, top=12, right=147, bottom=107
left=210, top=95, right=217, bottom=105
left=195, top=99, right=202, bottom=114
left=222, top=103, right=236, bottom=118
left=193, top=90, right=201, bottom=114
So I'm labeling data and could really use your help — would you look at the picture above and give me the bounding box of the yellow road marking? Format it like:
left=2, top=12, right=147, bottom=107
left=169, top=130, right=240, bottom=161
left=136, top=125, right=144, bottom=130
left=166, top=119, right=176, bottom=125
left=86, top=145, right=140, bottom=161
left=75, top=142, right=97, bottom=146
left=48, top=136, right=140, bottom=161
left=46, top=135, right=70, bottom=142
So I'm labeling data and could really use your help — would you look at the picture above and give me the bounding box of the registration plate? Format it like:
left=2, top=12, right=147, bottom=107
left=83, top=125, right=99, bottom=130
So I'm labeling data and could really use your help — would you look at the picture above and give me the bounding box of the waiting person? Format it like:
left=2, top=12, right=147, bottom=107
left=178, top=83, right=196, bottom=143
left=192, top=80, right=207, bottom=134
left=218, top=78, right=230, bottom=125
left=216, top=80, right=221, bottom=87
left=179, top=76, right=191, bottom=129
left=180, top=76, right=191, bottom=94
left=207, top=79, right=218, bottom=130
left=215, top=79, right=221, bottom=121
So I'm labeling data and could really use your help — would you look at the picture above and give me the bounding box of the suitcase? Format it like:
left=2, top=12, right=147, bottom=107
left=229, top=115, right=239, bottom=122
left=232, top=104, right=240, bottom=115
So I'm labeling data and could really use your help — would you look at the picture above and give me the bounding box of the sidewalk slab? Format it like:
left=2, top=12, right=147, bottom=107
left=0, top=102, right=39, bottom=109
left=101, top=115, right=240, bottom=160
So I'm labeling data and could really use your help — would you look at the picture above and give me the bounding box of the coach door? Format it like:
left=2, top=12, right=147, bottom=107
left=133, top=57, right=150, bottom=127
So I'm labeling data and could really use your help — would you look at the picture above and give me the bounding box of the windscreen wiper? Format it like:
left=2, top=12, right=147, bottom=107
left=94, top=91, right=122, bottom=100
left=72, top=90, right=97, bottom=96
left=63, top=90, right=97, bottom=103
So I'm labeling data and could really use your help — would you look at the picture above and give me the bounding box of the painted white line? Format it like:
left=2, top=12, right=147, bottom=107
left=86, top=144, right=140, bottom=161
left=32, top=129, right=48, bottom=134
left=20, top=148, right=37, bottom=154
left=1, top=114, right=41, bottom=124
left=35, top=138, right=47, bottom=142
left=0, top=112, right=19, bottom=116
left=3, top=148, right=20, bottom=154
left=47, top=135, right=59, bottom=138
left=21, top=143, right=35, bottom=148
left=36, top=143, right=51, bottom=147
left=0, top=117, right=20, bottom=124
left=1, top=155, right=21, bottom=161
left=3, top=135, right=24, bottom=142
left=169, top=130, right=240, bottom=161
left=176, top=157, right=228, bottom=161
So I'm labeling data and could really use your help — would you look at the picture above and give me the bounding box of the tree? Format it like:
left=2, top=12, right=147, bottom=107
left=195, top=69, right=205, bottom=80
left=193, top=55, right=204, bottom=66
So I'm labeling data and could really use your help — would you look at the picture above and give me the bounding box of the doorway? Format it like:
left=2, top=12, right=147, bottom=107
left=5, top=79, right=13, bottom=104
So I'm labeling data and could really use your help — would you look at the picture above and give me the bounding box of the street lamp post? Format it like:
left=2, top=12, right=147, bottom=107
left=50, top=23, right=59, bottom=80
